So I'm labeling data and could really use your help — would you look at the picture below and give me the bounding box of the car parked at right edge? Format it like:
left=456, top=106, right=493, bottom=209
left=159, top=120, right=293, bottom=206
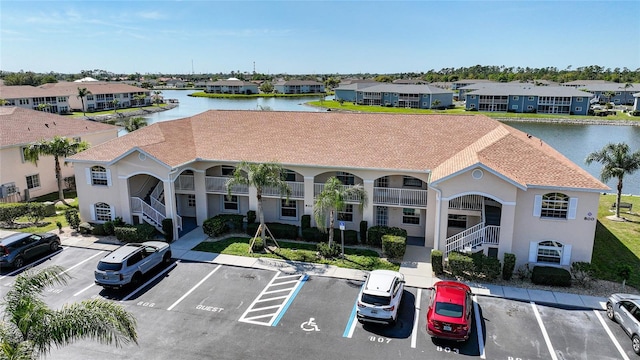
left=95, top=241, right=172, bottom=289
left=606, top=293, right=640, bottom=355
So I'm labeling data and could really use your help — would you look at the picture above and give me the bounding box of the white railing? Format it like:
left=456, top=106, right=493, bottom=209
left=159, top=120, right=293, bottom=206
left=263, top=181, right=304, bottom=199
left=205, top=176, right=248, bottom=194
left=151, top=197, right=166, bottom=216
left=445, top=223, right=500, bottom=256
left=175, top=175, right=195, bottom=191
left=449, top=195, right=483, bottom=211
left=131, top=197, right=182, bottom=231
left=373, top=187, right=427, bottom=207
left=314, top=183, right=363, bottom=202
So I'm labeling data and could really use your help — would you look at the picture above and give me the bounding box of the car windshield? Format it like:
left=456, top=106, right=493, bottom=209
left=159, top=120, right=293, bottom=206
left=361, top=293, right=391, bottom=306
left=435, top=302, right=463, bottom=318
left=97, top=262, right=123, bottom=271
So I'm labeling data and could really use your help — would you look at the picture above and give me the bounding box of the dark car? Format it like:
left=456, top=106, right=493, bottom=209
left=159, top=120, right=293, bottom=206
left=0, top=232, right=61, bottom=269
left=426, top=281, right=473, bottom=341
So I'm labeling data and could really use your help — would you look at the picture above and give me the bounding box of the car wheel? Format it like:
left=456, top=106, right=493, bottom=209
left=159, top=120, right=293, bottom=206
left=13, top=257, right=24, bottom=269
left=50, top=241, right=60, bottom=252
left=633, top=335, right=640, bottom=355
left=606, top=302, right=616, bottom=321
left=131, top=272, right=142, bottom=287
left=163, top=251, right=172, bottom=265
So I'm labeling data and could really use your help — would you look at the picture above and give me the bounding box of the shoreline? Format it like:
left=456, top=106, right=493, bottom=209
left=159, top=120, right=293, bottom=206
left=84, top=103, right=179, bottom=122
left=495, top=116, right=640, bottom=126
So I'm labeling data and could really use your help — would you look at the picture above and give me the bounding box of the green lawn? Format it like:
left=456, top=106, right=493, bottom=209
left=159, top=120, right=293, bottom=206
left=307, top=100, right=640, bottom=123
left=192, top=237, right=399, bottom=271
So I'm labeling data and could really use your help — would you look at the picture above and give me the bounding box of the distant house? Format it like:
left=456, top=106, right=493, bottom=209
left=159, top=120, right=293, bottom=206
left=0, top=107, right=118, bottom=202
left=0, top=85, right=72, bottom=114
left=205, top=78, right=259, bottom=94
left=38, top=81, right=151, bottom=112
left=274, top=80, right=325, bottom=94
left=464, top=84, right=593, bottom=115
left=561, top=79, right=613, bottom=88
left=571, top=83, right=640, bottom=105
left=165, top=79, right=187, bottom=88
left=334, top=82, right=379, bottom=102
left=343, top=84, right=453, bottom=109
left=392, top=79, right=429, bottom=85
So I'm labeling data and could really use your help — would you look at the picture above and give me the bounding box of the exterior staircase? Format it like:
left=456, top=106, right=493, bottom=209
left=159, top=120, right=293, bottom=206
left=131, top=181, right=182, bottom=233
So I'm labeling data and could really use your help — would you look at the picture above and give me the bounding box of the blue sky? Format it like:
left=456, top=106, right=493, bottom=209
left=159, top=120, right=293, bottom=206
left=1, top=0, right=639, bottom=75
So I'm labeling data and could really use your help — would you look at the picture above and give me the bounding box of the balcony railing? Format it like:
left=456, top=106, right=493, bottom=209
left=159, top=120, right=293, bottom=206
left=175, top=175, right=195, bottom=191
left=263, top=181, right=304, bottom=199
left=314, top=183, right=364, bottom=202
left=373, top=187, right=427, bottom=207
left=449, top=195, right=483, bottom=211
left=445, top=223, right=500, bottom=256
left=205, top=176, right=248, bottom=194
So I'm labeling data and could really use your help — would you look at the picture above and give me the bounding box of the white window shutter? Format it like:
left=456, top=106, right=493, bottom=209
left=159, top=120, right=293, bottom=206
left=90, top=204, right=96, bottom=221
left=568, top=198, right=578, bottom=220
left=85, top=168, right=92, bottom=185
left=528, top=242, right=538, bottom=263
left=110, top=205, right=115, bottom=220
left=106, top=169, right=112, bottom=187
left=533, top=195, right=542, bottom=217
left=561, top=244, right=572, bottom=265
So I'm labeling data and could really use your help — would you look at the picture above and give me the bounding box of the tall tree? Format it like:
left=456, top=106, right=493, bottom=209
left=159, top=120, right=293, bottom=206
left=123, top=116, right=148, bottom=133
left=111, top=98, right=119, bottom=113
left=0, top=266, right=137, bottom=359
left=586, top=143, right=640, bottom=218
left=152, top=90, right=163, bottom=106
left=76, top=87, right=91, bottom=117
left=225, top=162, right=291, bottom=248
left=133, top=94, right=146, bottom=107
left=23, top=136, right=89, bottom=205
left=314, top=176, right=368, bottom=247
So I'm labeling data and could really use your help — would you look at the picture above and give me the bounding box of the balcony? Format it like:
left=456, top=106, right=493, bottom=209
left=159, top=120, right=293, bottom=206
left=373, top=187, right=427, bottom=207
left=314, top=183, right=364, bottom=202
left=263, top=181, right=304, bottom=199
left=206, top=176, right=248, bottom=194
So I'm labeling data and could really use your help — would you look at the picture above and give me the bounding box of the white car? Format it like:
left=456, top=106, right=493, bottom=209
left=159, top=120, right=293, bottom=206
left=356, top=270, right=405, bottom=325
left=606, top=293, right=640, bottom=354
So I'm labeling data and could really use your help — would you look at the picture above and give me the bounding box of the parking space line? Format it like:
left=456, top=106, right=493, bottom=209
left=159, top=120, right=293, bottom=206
left=594, top=310, right=631, bottom=360
left=343, top=284, right=363, bottom=338
left=166, top=264, right=220, bottom=310
left=60, top=251, right=105, bottom=275
left=411, top=288, right=422, bottom=348
left=74, top=283, right=95, bottom=297
left=473, top=295, right=486, bottom=359
left=238, top=272, right=307, bottom=327
left=531, top=301, right=558, bottom=360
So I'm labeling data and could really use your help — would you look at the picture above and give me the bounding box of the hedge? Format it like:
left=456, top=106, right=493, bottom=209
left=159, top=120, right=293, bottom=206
left=382, top=235, right=406, bottom=260
left=448, top=252, right=475, bottom=278
left=246, top=222, right=299, bottom=240
left=0, top=203, right=29, bottom=225
left=531, top=266, right=572, bottom=287
left=367, top=226, right=407, bottom=247
left=162, top=218, right=174, bottom=242
left=359, top=220, right=368, bottom=244
left=301, top=215, right=311, bottom=230
left=431, top=250, right=444, bottom=275
left=203, top=217, right=228, bottom=237
left=301, top=227, right=327, bottom=242
left=502, top=253, right=516, bottom=280
left=114, top=223, right=156, bottom=243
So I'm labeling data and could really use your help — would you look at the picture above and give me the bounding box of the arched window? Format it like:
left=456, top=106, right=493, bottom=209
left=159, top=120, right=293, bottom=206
left=540, top=193, right=569, bottom=219
left=537, top=240, right=563, bottom=264
left=94, top=202, right=112, bottom=222
left=91, top=166, right=108, bottom=186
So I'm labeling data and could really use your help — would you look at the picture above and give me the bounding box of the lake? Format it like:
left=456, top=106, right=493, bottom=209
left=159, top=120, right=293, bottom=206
left=144, top=90, right=640, bottom=195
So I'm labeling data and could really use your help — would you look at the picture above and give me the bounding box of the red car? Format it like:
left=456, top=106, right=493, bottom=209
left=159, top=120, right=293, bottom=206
left=426, top=281, right=473, bottom=341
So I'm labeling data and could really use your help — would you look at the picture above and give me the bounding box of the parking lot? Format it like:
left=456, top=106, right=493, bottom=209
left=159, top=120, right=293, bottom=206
left=0, top=245, right=636, bottom=360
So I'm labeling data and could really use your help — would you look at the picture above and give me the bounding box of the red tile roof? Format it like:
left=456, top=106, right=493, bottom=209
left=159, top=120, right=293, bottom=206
left=68, top=110, right=608, bottom=191
left=0, top=107, right=118, bottom=147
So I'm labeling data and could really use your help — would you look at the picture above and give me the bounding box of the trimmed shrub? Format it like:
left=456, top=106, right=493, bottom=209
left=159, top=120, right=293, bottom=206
left=431, top=250, right=444, bottom=275
left=531, top=266, right=571, bottom=287
left=78, top=222, right=94, bottom=235
left=162, top=218, right=174, bottom=242
left=382, top=235, right=406, bottom=260
left=359, top=220, right=368, bottom=244
left=332, top=228, right=358, bottom=245
left=317, top=242, right=341, bottom=259
left=217, top=214, right=244, bottom=232
left=0, top=203, right=29, bottom=226
left=570, top=261, right=597, bottom=288
left=64, top=209, right=81, bottom=231
left=516, top=264, right=532, bottom=280
left=246, top=210, right=256, bottom=224
left=103, top=221, right=115, bottom=236
left=91, top=223, right=106, bottom=236
left=25, top=202, right=47, bottom=224
left=502, top=253, right=516, bottom=280
left=250, top=237, right=264, bottom=252
left=448, top=252, right=475, bottom=279
left=114, top=223, right=156, bottom=243
left=203, top=217, right=228, bottom=237
left=367, top=226, right=407, bottom=247
left=246, top=222, right=298, bottom=240
left=475, top=254, right=501, bottom=280
left=301, top=227, right=327, bottom=242
left=301, top=215, right=311, bottom=230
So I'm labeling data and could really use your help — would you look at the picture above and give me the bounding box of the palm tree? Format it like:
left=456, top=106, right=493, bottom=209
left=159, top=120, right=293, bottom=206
left=0, top=266, right=137, bottom=359
left=76, top=87, right=91, bottom=117
left=133, top=94, right=146, bottom=107
left=36, top=103, right=51, bottom=113
left=225, top=161, right=291, bottom=249
left=586, top=142, right=640, bottom=218
left=314, top=176, right=368, bottom=248
left=152, top=90, right=163, bottom=106
left=111, top=98, right=119, bottom=113
left=123, top=116, right=148, bottom=133
left=23, top=136, right=89, bottom=205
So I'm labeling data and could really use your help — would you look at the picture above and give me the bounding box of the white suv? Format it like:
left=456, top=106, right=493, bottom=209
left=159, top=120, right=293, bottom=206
left=356, top=270, right=405, bottom=325
left=94, top=241, right=171, bottom=289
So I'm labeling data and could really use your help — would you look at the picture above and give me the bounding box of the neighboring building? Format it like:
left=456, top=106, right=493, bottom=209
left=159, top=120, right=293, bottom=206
left=334, top=82, right=379, bottom=102
left=353, top=84, right=454, bottom=109
left=0, top=107, right=119, bottom=202
left=572, top=83, right=640, bottom=105
left=464, top=84, right=594, bottom=115
left=392, top=79, right=429, bottom=85
left=0, top=85, right=72, bottom=114
left=561, top=80, right=613, bottom=88
left=38, top=82, right=152, bottom=112
left=205, top=78, right=259, bottom=94
left=274, top=80, right=325, bottom=94
left=67, top=110, right=608, bottom=269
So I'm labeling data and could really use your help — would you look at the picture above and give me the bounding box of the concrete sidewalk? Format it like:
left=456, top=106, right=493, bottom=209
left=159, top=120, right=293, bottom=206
left=55, top=227, right=607, bottom=311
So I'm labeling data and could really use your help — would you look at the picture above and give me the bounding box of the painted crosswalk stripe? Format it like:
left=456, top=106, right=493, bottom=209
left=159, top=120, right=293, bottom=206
left=239, top=272, right=307, bottom=326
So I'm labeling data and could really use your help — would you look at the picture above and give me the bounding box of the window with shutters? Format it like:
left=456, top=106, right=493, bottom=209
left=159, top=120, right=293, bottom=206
left=91, top=166, right=108, bottom=186
left=537, top=240, right=563, bottom=264
left=540, top=193, right=569, bottom=219
left=95, top=202, right=112, bottom=222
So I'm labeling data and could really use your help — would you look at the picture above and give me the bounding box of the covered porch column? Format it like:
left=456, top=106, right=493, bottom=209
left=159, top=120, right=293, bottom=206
left=193, top=170, right=207, bottom=226
left=117, top=174, right=132, bottom=224
left=163, top=178, right=179, bottom=240
left=303, top=176, right=315, bottom=221
left=497, top=202, right=516, bottom=261
left=362, top=179, right=374, bottom=225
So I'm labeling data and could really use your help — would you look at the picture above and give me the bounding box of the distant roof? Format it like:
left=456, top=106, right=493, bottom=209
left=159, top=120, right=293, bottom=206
left=209, top=79, right=257, bottom=86
left=38, top=81, right=149, bottom=95
left=334, top=82, right=380, bottom=91
left=74, top=77, right=99, bottom=82
left=274, top=80, right=323, bottom=86
left=68, top=110, right=607, bottom=191
left=0, top=107, right=117, bottom=148
left=465, top=84, right=593, bottom=97
left=562, top=80, right=615, bottom=86
left=355, top=84, right=453, bottom=95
